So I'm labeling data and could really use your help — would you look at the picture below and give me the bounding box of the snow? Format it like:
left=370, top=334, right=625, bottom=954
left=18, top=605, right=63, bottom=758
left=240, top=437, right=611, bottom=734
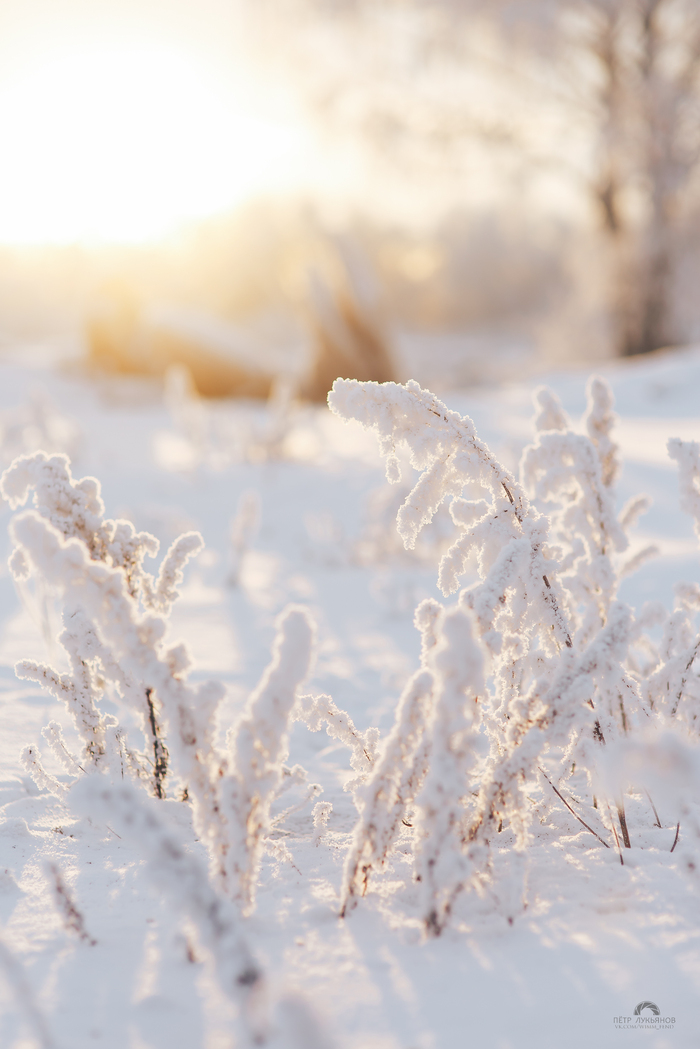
left=0, top=345, right=699, bottom=1047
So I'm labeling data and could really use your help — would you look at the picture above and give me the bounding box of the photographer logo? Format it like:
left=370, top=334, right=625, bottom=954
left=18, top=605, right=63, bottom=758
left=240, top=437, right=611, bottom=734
left=613, top=1002, right=675, bottom=1030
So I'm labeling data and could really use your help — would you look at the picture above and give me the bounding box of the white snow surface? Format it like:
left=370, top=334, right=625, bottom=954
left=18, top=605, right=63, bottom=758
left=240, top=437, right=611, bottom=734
left=0, top=345, right=699, bottom=1047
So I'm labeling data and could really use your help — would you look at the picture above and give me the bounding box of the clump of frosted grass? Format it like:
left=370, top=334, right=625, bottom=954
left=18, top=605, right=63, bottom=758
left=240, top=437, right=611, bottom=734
left=9, top=375, right=700, bottom=956
left=330, top=375, right=700, bottom=932
left=1, top=452, right=322, bottom=915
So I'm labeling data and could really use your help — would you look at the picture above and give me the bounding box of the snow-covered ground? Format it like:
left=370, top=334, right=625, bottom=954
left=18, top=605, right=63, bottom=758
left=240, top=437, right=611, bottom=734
left=0, top=344, right=699, bottom=1049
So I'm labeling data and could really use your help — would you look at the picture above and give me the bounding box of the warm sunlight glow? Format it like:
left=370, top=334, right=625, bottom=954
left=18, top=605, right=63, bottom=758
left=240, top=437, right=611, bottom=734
left=0, top=43, right=305, bottom=245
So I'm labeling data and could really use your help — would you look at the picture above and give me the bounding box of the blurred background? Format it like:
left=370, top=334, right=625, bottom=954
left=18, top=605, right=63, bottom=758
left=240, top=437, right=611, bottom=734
left=1, top=0, right=700, bottom=397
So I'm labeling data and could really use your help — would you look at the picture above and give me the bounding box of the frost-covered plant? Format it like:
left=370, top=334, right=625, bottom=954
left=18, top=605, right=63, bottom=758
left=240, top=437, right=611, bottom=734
left=296, top=693, right=381, bottom=798
left=2, top=452, right=321, bottom=916
left=354, top=480, right=455, bottom=568
left=82, top=776, right=333, bottom=1044
left=1, top=452, right=202, bottom=796
left=0, top=935, right=56, bottom=1049
left=162, top=361, right=296, bottom=471
left=522, top=381, right=628, bottom=646
left=74, top=777, right=267, bottom=1043
left=339, top=668, right=434, bottom=914
left=340, top=599, right=440, bottom=914
left=44, top=862, right=96, bottom=945
left=329, top=374, right=692, bottom=932
left=1, top=451, right=199, bottom=608
left=522, top=379, right=657, bottom=648
left=641, top=438, right=700, bottom=728
left=0, top=389, right=81, bottom=466
left=598, top=727, right=700, bottom=891
left=340, top=601, right=493, bottom=931
left=1, top=452, right=354, bottom=1045
left=328, top=377, right=575, bottom=724
left=164, top=363, right=210, bottom=468
left=228, top=488, right=261, bottom=586
left=412, top=605, right=485, bottom=934
left=73, top=774, right=332, bottom=1048
left=208, top=606, right=315, bottom=907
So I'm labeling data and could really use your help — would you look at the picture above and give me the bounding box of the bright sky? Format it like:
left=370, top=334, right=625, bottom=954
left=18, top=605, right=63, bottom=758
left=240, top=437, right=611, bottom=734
left=0, top=1, right=587, bottom=248
left=0, top=2, right=314, bottom=245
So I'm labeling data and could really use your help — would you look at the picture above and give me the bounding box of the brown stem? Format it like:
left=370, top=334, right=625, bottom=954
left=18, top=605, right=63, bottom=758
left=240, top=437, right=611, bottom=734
left=607, top=799, right=624, bottom=865
left=541, top=573, right=573, bottom=649
left=671, top=822, right=680, bottom=852
left=616, top=797, right=631, bottom=849
left=618, top=694, right=628, bottom=733
left=539, top=768, right=610, bottom=848
left=644, top=788, right=662, bottom=828
left=145, top=687, right=168, bottom=800
left=671, top=637, right=700, bottom=716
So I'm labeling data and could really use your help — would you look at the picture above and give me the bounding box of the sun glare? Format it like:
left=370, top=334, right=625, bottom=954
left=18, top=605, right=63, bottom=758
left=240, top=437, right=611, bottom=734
left=0, top=43, right=304, bottom=246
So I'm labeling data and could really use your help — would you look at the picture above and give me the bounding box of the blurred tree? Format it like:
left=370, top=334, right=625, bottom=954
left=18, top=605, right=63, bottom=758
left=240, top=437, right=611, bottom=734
left=248, top=0, right=700, bottom=356
left=560, top=0, right=700, bottom=354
